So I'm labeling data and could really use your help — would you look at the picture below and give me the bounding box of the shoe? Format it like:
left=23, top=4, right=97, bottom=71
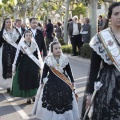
left=32, top=97, right=35, bottom=102
left=7, top=88, right=10, bottom=93
left=27, top=99, right=31, bottom=104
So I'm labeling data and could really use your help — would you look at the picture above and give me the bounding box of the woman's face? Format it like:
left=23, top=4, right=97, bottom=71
left=110, top=6, right=120, bottom=27
left=24, top=32, right=32, bottom=42
left=5, top=19, right=12, bottom=28
left=52, top=44, right=61, bottom=56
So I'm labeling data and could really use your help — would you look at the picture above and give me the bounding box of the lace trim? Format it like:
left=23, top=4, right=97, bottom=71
left=45, top=54, right=69, bottom=73
left=89, top=34, right=113, bottom=65
left=3, top=28, right=19, bottom=43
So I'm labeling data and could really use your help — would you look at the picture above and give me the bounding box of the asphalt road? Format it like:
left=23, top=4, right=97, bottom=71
left=0, top=55, right=90, bottom=120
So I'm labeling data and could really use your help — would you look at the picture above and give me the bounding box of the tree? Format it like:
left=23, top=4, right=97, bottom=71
left=63, top=0, right=70, bottom=44
left=72, top=3, right=86, bottom=17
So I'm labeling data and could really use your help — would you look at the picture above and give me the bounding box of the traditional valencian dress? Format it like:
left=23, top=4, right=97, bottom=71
left=0, top=28, right=19, bottom=88
left=32, top=54, right=80, bottom=120
left=81, top=28, right=120, bottom=120
left=11, top=38, right=43, bottom=97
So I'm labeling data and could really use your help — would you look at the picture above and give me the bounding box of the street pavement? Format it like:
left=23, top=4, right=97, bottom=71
left=0, top=55, right=90, bottom=120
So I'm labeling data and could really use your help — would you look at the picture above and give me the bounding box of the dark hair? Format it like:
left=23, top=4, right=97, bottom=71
left=48, top=19, right=51, bottom=23
left=38, top=22, right=42, bottom=27
left=99, top=15, right=102, bottom=18
left=50, top=41, right=60, bottom=52
left=15, top=19, right=21, bottom=23
left=57, top=22, right=61, bottom=26
left=103, top=2, right=120, bottom=29
left=52, top=32, right=56, bottom=37
left=23, top=30, right=32, bottom=37
left=29, top=18, right=37, bottom=23
left=84, top=18, right=90, bottom=23
left=68, top=18, right=72, bottom=22
left=0, top=18, right=11, bottom=41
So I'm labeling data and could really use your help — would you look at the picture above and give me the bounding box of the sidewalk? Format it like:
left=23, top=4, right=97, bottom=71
left=65, top=54, right=90, bottom=63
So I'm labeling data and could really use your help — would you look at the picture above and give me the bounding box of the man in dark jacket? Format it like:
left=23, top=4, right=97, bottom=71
left=46, top=19, right=53, bottom=50
left=29, top=18, right=47, bottom=58
left=15, top=19, right=26, bottom=42
left=68, top=16, right=82, bottom=56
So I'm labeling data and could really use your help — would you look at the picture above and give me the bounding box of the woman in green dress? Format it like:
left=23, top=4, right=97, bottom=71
left=11, top=30, right=43, bottom=104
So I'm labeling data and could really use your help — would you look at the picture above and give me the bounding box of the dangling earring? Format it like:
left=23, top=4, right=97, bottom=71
left=109, top=19, right=111, bottom=27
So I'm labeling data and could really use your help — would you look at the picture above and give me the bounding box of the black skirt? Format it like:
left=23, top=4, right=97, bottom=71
left=81, top=66, right=120, bottom=120
left=2, top=43, right=16, bottom=79
left=17, top=54, right=40, bottom=90
left=42, top=72, right=73, bottom=114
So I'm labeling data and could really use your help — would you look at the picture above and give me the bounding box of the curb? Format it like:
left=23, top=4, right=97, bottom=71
left=65, top=54, right=90, bottom=63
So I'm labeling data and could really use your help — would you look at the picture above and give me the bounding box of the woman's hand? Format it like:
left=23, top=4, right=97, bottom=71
left=72, top=82, right=75, bottom=87
left=86, top=95, right=92, bottom=110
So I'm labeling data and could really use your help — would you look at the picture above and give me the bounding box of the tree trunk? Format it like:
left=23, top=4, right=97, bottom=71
left=33, top=0, right=44, bottom=17
left=23, top=12, right=26, bottom=24
left=63, top=0, right=70, bottom=44
left=88, top=0, right=98, bottom=38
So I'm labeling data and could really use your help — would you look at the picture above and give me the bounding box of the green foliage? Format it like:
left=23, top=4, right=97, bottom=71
left=0, top=11, right=2, bottom=17
left=72, top=3, right=86, bottom=17
left=61, top=43, right=92, bottom=58
left=2, top=0, right=9, bottom=4
left=59, top=38, right=65, bottom=45
left=0, top=3, right=3, bottom=9
left=61, top=45, right=72, bottom=54
left=80, top=43, right=92, bottom=58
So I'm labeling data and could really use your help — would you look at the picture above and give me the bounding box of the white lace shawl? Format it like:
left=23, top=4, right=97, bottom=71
left=12, top=40, right=43, bottom=71
left=89, top=28, right=113, bottom=65
left=3, top=28, right=19, bottom=43
left=44, top=54, right=69, bottom=73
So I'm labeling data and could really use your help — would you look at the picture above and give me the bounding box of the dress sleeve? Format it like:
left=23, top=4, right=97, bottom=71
left=86, top=50, right=102, bottom=94
left=40, top=63, right=49, bottom=84
left=12, top=47, right=23, bottom=70
left=33, top=50, right=38, bottom=59
left=65, top=63, right=75, bottom=83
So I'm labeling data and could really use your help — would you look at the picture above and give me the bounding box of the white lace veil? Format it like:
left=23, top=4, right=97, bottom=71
left=18, top=31, right=44, bottom=69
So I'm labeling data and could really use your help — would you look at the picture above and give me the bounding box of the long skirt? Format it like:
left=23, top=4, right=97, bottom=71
left=11, top=55, right=40, bottom=97
left=0, top=44, right=15, bottom=89
left=81, top=66, right=120, bottom=120
left=32, top=75, right=80, bottom=120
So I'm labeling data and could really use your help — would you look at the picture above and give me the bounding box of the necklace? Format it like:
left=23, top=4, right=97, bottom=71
left=25, top=41, right=31, bottom=47
left=55, top=57, right=59, bottom=63
left=110, top=28, right=120, bottom=45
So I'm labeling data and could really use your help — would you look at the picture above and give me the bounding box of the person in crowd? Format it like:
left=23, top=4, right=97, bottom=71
left=11, top=30, right=43, bottom=104
left=98, top=15, right=103, bottom=32
left=29, top=18, right=47, bottom=58
left=0, top=18, right=20, bottom=92
left=68, top=16, right=82, bottom=56
left=55, top=22, right=62, bottom=40
left=52, top=32, right=58, bottom=42
left=15, top=19, right=26, bottom=40
left=32, top=41, right=80, bottom=120
left=46, top=19, right=53, bottom=50
left=43, top=22, right=47, bottom=38
left=67, top=19, right=73, bottom=44
left=37, top=22, right=43, bottom=31
left=81, top=2, right=120, bottom=120
left=80, top=18, right=91, bottom=43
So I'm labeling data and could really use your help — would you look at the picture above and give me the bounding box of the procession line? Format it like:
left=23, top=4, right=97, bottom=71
left=3, top=93, right=30, bottom=120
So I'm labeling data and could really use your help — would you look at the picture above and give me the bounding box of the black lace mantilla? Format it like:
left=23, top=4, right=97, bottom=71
left=42, top=75, right=73, bottom=114
left=2, top=44, right=16, bottom=79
